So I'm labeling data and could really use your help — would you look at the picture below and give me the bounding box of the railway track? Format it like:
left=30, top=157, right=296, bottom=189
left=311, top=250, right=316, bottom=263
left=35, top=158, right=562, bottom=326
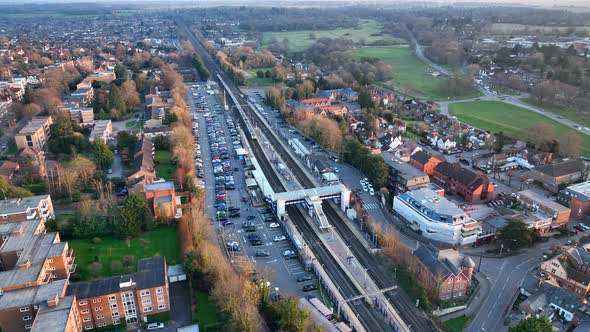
left=177, top=20, right=390, bottom=332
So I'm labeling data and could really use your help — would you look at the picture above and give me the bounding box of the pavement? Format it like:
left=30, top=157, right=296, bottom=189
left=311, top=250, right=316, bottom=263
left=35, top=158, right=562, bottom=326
left=188, top=83, right=319, bottom=299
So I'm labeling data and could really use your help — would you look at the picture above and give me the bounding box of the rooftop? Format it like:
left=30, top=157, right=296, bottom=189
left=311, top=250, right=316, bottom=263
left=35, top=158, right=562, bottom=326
left=145, top=180, right=174, bottom=192
left=519, top=190, right=571, bottom=213
left=18, top=117, right=51, bottom=135
left=564, top=181, right=590, bottom=201
left=30, top=295, right=74, bottom=332
left=0, top=279, right=67, bottom=311
left=534, top=159, right=586, bottom=177
left=399, top=187, right=468, bottom=220
left=0, top=194, right=50, bottom=216
left=382, top=152, right=428, bottom=180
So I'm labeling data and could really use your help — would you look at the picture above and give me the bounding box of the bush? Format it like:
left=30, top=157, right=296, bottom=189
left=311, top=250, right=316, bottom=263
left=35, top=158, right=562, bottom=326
left=145, top=311, right=171, bottom=323
left=92, top=237, right=102, bottom=244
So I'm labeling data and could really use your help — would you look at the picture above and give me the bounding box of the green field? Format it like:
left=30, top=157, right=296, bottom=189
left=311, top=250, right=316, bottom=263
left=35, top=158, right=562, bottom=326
left=246, top=67, right=275, bottom=86
left=125, top=120, right=143, bottom=130
left=194, top=291, right=223, bottom=330
left=155, top=149, right=176, bottom=180
left=449, top=101, right=590, bottom=156
left=262, top=20, right=404, bottom=52
left=443, top=316, right=469, bottom=332
left=489, top=23, right=590, bottom=34
left=354, top=46, right=481, bottom=101
left=69, top=226, right=180, bottom=281
left=521, top=97, right=590, bottom=128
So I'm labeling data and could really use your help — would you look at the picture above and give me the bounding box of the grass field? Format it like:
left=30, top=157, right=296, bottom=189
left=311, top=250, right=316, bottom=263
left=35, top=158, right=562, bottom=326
left=262, top=20, right=404, bottom=52
left=520, top=97, right=590, bottom=128
left=194, top=291, right=223, bottom=330
left=489, top=23, right=590, bottom=34
left=443, top=316, right=469, bottom=332
left=449, top=101, right=590, bottom=156
left=125, top=120, right=143, bottom=130
left=246, top=67, right=275, bottom=86
left=155, top=149, right=176, bottom=180
left=354, top=47, right=480, bottom=101
left=69, top=226, right=179, bottom=281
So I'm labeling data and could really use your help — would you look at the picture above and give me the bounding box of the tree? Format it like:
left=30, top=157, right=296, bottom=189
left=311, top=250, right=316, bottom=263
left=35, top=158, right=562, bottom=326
left=114, top=63, right=129, bottom=80
left=495, top=131, right=506, bottom=152
left=93, top=141, right=114, bottom=169
left=120, top=80, right=140, bottom=110
left=117, top=192, right=154, bottom=238
left=0, top=177, right=33, bottom=199
left=358, top=89, right=373, bottom=109
left=498, top=220, right=535, bottom=249
left=511, top=316, right=552, bottom=332
left=560, top=131, right=581, bottom=158
left=276, top=297, right=310, bottom=332
left=527, top=121, right=555, bottom=152
left=72, top=156, right=96, bottom=185
left=108, top=84, right=126, bottom=115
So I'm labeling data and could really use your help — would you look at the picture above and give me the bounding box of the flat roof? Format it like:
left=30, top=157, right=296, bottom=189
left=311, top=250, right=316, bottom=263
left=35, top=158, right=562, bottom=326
left=145, top=181, right=174, bottom=192
left=0, top=279, right=67, bottom=310
left=0, top=194, right=50, bottom=216
left=271, top=184, right=348, bottom=202
left=30, top=295, right=74, bottom=332
left=399, top=187, right=466, bottom=218
left=565, top=181, right=590, bottom=200
left=519, top=190, right=571, bottom=213
left=381, top=151, right=428, bottom=179
left=18, top=117, right=51, bottom=135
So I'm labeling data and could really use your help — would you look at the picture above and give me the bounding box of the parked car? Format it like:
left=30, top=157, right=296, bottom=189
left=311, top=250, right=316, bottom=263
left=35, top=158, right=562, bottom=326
left=302, top=284, right=318, bottom=292
left=255, top=250, right=271, bottom=257
left=246, top=215, right=256, bottom=221
left=269, top=222, right=280, bottom=228
left=250, top=239, right=264, bottom=246
left=273, top=235, right=286, bottom=242
left=296, top=274, right=312, bottom=282
left=147, top=323, right=165, bottom=330
left=282, top=250, right=298, bottom=260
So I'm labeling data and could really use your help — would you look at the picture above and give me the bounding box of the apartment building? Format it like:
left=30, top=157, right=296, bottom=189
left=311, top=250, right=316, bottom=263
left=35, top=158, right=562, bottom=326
left=0, top=194, right=54, bottom=224
left=382, top=152, right=430, bottom=194
left=15, top=116, right=53, bottom=150
left=89, top=120, right=112, bottom=144
left=66, top=257, right=170, bottom=329
left=409, top=150, right=444, bottom=176
left=557, top=181, right=590, bottom=219
left=0, top=280, right=82, bottom=332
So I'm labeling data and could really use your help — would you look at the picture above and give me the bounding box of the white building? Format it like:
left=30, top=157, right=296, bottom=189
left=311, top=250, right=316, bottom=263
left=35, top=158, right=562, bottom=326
left=393, top=188, right=481, bottom=245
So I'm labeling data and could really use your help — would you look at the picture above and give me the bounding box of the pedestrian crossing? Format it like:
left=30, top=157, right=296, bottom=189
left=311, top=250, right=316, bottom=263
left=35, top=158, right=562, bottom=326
left=362, top=203, right=380, bottom=210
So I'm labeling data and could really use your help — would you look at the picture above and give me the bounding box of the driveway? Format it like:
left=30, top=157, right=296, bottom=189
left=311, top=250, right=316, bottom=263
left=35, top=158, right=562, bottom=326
left=150, top=281, right=192, bottom=332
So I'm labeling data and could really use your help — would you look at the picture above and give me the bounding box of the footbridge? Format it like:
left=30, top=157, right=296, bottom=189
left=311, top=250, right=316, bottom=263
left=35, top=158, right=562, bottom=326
left=270, top=184, right=351, bottom=230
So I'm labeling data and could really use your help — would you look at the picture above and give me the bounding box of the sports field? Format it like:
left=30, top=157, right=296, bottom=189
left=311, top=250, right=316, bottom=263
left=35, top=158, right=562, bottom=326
left=353, top=46, right=480, bottom=101
left=449, top=101, right=590, bottom=156
left=262, top=20, right=404, bottom=52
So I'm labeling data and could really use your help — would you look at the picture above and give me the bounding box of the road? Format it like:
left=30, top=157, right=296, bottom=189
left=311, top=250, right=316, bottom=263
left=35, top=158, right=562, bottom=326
left=409, top=30, right=589, bottom=135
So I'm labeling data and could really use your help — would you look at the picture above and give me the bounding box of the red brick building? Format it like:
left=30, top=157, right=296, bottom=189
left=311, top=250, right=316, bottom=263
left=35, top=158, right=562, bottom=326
left=409, top=150, right=444, bottom=176
left=557, top=181, right=590, bottom=219
left=432, top=161, right=494, bottom=203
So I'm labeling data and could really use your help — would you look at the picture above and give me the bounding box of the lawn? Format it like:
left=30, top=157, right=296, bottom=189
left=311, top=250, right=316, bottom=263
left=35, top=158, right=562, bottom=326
left=443, top=316, right=469, bottom=332
left=155, top=149, right=176, bottom=180
left=126, top=120, right=143, bottom=130
left=448, top=101, right=590, bottom=156
left=69, top=226, right=179, bottom=281
left=520, top=97, right=590, bottom=128
left=194, top=291, right=223, bottom=331
left=246, top=67, right=275, bottom=87
left=354, top=46, right=481, bottom=101
left=262, top=20, right=404, bottom=52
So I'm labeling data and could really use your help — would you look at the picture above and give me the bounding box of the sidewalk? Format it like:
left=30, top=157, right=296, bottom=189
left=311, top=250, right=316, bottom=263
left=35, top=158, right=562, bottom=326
left=438, top=270, right=491, bottom=321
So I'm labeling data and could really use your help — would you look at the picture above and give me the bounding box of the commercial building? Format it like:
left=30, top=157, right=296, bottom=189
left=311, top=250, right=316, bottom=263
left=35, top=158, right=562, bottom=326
left=15, top=116, right=53, bottom=150
left=529, top=159, right=588, bottom=193
left=66, top=257, right=170, bottom=329
left=0, top=194, right=54, bottom=224
left=557, top=181, right=590, bottom=219
left=393, top=187, right=481, bottom=245
left=517, top=190, right=571, bottom=229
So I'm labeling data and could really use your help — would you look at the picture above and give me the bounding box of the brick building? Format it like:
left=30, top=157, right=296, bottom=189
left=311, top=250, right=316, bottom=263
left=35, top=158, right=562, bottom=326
left=540, top=247, right=590, bottom=297
left=409, top=150, right=444, bottom=176
left=518, top=190, right=571, bottom=228
left=557, top=181, right=590, bottom=219
left=529, top=159, right=588, bottom=193
left=382, top=152, right=430, bottom=194
left=414, top=244, right=475, bottom=300
left=144, top=181, right=177, bottom=220
left=0, top=194, right=54, bottom=224
left=432, top=161, right=494, bottom=203
left=66, top=257, right=170, bottom=329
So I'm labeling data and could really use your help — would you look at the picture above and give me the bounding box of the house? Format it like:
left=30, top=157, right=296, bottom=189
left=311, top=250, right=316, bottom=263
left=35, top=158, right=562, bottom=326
left=301, top=98, right=331, bottom=108
left=393, top=187, right=481, bottom=245
left=432, top=161, right=495, bottom=203
left=517, top=190, right=571, bottom=228
left=409, top=150, right=444, bottom=176
left=414, top=244, right=475, bottom=300
left=66, top=257, right=170, bottom=329
left=529, top=160, right=588, bottom=193
left=15, top=147, right=47, bottom=179
left=540, top=247, right=590, bottom=297
left=89, top=120, right=112, bottom=144
left=144, top=181, right=178, bottom=220
left=519, top=282, right=584, bottom=323
left=557, top=181, right=590, bottom=219
left=15, top=116, right=53, bottom=150
left=382, top=152, right=430, bottom=194
left=0, top=161, right=19, bottom=184
left=126, top=138, right=156, bottom=192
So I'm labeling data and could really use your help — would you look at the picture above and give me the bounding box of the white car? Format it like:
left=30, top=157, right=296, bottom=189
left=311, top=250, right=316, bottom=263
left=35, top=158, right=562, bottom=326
left=362, top=184, right=368, bottom=192
left=147, top=323, right=165, bottom=330
left=273, top=235, right=286, bottom=242
left=580, top=224, right=590, bottom=231
left=269, top=222, right=280, bottom=228
left=369, top=188, right=375, bottom=196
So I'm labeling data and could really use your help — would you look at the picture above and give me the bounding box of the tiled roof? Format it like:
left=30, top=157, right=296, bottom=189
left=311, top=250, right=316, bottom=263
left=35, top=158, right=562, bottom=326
left=535, top=160, right=585, bottom=177
left=410, top=150, right=431, bottom=165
